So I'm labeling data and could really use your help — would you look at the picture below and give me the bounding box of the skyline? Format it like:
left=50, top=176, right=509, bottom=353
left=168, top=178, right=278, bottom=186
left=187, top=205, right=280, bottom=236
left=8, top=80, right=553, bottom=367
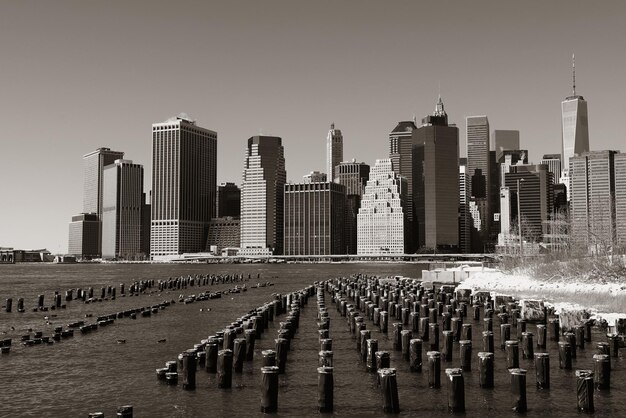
left=2, top=1, right=626, bottom=253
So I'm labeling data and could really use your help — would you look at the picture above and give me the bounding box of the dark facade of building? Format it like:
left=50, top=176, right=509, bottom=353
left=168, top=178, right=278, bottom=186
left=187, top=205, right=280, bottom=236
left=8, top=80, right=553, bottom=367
left=389, top=120, right=418, bottom=253
left=504, top=164, right=554, bottom=242
left=466, top=116, right=491, bottom=252
left=284, top=182, right=346, bottom=255
left=335, top=160, right=370, bottom=254
left=207, top=216, right=241, bottom=252
left=216, top=182, right=241, bottom=218
left=413, top=97, right=459, bottom=251
left=68, top=213, right=101, bottom=259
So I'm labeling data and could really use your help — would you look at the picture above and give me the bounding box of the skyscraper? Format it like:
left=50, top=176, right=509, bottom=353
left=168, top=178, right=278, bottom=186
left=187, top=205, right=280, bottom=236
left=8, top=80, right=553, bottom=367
left=326, top=123, right=343, bottom=182
left=240, top=136, right=286, bottom=255
left=303, top=171, right=327, bottom=183
left=389, top=120, right=418, bottom=252
left=561, top=55, right=589, bottom=196
left=216, top=182, right=241, bottom=218
left=413, top=96, right=459, bottom=251
left=336, top=160, right=370, bottom=254
left=83, top=147, right=125, bottom=216
left=614, top=154, right=626, bottom=251
left=466, top=116, right=491, bottom=252
left=357, top=159, right=406, bottom=255
left=540, top=154, right=562, bottom=186
left=458, top=159, right=471, bottom=253
left=492, top=130, right=520, bottom=162
left=570, top=151, right=618, bottom=254
left=68, top=213, right=100, bottom=259
left=150, top=114, right=217, bottom=258
left=101, top=159, right=144, bottom=259
left=283, top=181, right=345, bottom=255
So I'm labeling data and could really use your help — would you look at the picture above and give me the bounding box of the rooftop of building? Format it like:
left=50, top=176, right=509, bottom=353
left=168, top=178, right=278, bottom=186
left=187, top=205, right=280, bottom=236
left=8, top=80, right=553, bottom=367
left=391, top=121, right=417, bottom=133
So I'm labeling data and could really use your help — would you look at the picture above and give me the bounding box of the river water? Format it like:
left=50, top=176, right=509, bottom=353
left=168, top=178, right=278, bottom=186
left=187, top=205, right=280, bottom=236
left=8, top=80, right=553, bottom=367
left=0, top=263, right=623, bottom=417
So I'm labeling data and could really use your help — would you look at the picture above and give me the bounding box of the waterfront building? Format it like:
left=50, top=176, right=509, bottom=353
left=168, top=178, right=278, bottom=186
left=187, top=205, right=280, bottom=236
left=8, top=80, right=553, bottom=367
left=540, top=154, right=562, bottom=186
left=326, top=123, right=343, bottom=182
left=83, top=147, right=125, bottom=216
left=413, top=96, right=459, bottom=251
left=101, top=159, right=144, bottom=259
left=216, top=182, right=241, bottom=218
left=466, top=116, right=491, bottom=252
left=283, top=182, right=346, bottom=255
left=336, top=160, right=370, bottom=254
left=207, top=217, right=241, bottom=253
left=570, top=151, right=618, bottom=254
left=150, top=114, right=217, bottom=258
left=458, top=159, right=471, bottom=253
left=141, top=194, right=150, bottom=258
left=561, top=55, right=589, bottom=198
left=68, top=213, right=101, bottom=259
left=492, top=130, right=520, bottom=162
left=240, top=136, right=286, bottom=255
left=357, top=159, right=406, bottom=255
left=303, top=171, right=327, bottom=183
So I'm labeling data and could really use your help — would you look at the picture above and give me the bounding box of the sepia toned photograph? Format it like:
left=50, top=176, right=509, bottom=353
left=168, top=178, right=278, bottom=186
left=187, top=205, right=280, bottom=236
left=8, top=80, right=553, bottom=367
left=0, top=1, right=625, bottom=416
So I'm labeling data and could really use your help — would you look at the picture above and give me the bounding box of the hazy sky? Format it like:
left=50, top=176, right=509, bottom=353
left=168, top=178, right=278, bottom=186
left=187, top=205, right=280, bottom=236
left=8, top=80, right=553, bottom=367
left=1, top=0, right=625, bottom=253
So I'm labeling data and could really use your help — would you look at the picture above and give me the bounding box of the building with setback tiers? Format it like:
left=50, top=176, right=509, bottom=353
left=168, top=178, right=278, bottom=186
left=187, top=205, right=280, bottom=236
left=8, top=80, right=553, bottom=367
left=413, top=96, right=459, bottom=251
left=326, top=123, right=343, bottom=182
left=357, top=159, right=406, bottom=255
left=102, top=159, right=144, bottom=259
left=283, top=182, right=345, bottom=255
left=240, top=136, right=286, bottom=255
left=150, top=114, right=217, bottom=258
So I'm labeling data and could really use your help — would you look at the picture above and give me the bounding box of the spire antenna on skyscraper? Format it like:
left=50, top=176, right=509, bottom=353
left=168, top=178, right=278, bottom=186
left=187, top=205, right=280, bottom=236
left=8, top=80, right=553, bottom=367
left=572, top=53, right=576, bottom=96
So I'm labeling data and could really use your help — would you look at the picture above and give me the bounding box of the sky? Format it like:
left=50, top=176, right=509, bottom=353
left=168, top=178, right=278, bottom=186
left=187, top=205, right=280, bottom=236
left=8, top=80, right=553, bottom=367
left=1, top=0, right=625, bottom=253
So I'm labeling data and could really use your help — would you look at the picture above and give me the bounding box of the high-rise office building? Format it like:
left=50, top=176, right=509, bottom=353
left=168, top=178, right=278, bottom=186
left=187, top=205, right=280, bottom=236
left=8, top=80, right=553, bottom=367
left=503, top=164, right=554, bottom=242
left=83, top=147, right=125, bottom=216
left=207, top=217, right=240, bottom=253
left=284, top=182, right=346, bottom=255
left=141, top=193, right=151, bottom=257
left=561, top=55, right=589, bottom=197
left=216, top=182, right=241, bottom=218
left=467, top=116, right=491, bottom=252
left=467, top=116, right=490, bottom=199
left=81, top=147, right=124, bottom=256
left=68, top=213, right=101, bottom=259
left=326, top=123, right=343, bottom=182
left=614, top=154, right=626, bottom=250
left=151, top=114, right=217, bottom=258
left=389, top=120, right=418, bottom=252
left=413, top=96, right=459, bottom=251
left=540, top=154, right=562, bottom=186
left=336, top=160, right=370, bottom=254
left=101, top=159, right=144, bottom=259
left=459, top=159, right=471, bottom=253
left=240, top=136, right=286, bottom=255
left=570, top=151, right=618, bottom=253
left=357, top=159, right=406, bottom=255
left=492, top=130, right=520, bottom=162
left=499, top=150, right=529, bottom=187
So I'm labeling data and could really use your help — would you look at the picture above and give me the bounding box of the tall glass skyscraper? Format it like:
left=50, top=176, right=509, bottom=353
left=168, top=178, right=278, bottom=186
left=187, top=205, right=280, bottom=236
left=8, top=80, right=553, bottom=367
left=561, top=55, right=589, bottom=195
left=83, top=147, right=125, bottom=216
left=467, top=116, right=491, bottom=252
left=150, top=114, right=217, bottom=258
left=240, top=136, right=286, bottom=255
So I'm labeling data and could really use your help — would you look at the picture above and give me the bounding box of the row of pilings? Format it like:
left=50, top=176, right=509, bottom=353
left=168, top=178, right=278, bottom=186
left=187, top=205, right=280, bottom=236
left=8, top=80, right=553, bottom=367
left=323, top=274, right=621, bottom=414
left=155, top=285, right=317, bottom=414
left=1, top=273, right=256, bottom=314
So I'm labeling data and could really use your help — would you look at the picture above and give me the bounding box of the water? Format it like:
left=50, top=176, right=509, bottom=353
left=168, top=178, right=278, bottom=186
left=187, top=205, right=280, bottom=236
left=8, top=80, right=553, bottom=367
left=0, top=263, right=623, bottom=417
